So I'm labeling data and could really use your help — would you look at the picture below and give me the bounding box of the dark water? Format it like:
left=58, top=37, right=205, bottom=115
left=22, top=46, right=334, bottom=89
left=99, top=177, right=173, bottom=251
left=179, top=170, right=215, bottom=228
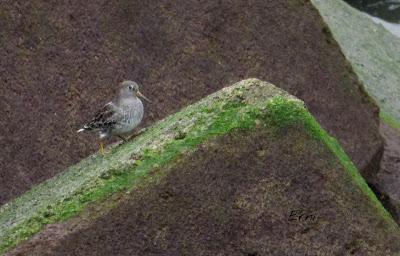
left=344, top=0, right=400, bottom=23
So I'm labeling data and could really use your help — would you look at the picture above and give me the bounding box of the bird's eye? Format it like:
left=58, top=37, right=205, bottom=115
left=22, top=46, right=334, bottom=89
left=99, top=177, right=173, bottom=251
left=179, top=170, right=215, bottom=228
left=128, top=85, right=133, bottom=90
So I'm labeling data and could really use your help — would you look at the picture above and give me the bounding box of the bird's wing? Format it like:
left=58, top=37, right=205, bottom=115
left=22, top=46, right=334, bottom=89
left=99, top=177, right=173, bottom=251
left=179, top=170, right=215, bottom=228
left=84, top=102, right=121, bottom=131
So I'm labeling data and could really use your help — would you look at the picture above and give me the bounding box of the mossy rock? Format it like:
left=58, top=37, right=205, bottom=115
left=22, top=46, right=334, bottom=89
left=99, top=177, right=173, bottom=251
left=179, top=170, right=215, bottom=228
left=0, top=0, right=383, bottom=206
left=311, top=0, right=400, bottom=226
left=1, top=79, right=399, bottom=255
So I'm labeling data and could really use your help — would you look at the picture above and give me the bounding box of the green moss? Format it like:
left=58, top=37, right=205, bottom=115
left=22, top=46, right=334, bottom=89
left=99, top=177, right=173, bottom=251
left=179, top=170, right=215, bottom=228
left=266, top=96, right=395, bottom=224
left=0, top=79, right=395, bottom=254
left=0, top=79, right=273, bottom=253
left=303, top=111, right=395, bottom=224
left=380, top=112, right=400, bottom=132
left=265, top=96, right=306, bottom=129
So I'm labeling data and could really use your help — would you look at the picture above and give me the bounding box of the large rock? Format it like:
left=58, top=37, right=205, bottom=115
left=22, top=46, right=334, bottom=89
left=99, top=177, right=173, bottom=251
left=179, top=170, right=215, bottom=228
left=0, top=0, right=382, bottom=205
left=311, top=0, right=400, bottom=223
left=1, top=79, right=399, bottom=256
left=377, top=122, right=400, bottom=222
left=311, top=0, right=400, bottom=127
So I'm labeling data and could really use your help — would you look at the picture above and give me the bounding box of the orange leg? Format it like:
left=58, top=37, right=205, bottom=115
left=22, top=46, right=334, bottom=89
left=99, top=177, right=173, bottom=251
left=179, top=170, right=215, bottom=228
left=99, top=141, right=105, bottom=156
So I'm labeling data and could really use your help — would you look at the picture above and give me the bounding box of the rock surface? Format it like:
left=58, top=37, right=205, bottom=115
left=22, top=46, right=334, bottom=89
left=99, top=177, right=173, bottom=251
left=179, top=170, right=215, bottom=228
left=374, top=123, right=400, bottom=222
left=1, top=79, right=399, bottom=256
left=0, top=0, right=382, bottom=205
left=311, top=0, right=400, bottom=125
left=312, top=0, right=400, bottom=223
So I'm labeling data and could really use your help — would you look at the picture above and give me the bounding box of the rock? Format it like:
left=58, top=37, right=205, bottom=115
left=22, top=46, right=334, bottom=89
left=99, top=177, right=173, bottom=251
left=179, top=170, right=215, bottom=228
left=0, top=0, right=382, bottom=205
left=1, top=79, right=398, bottom=256
left=311, top=0, right=400, bottom=223
left=374, top=123, right=400, bottom=222
left=311, top=0, right=400, bottom=126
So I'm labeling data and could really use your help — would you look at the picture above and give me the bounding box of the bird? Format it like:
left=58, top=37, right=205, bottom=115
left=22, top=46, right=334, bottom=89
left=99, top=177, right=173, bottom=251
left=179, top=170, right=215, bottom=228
left=77, top=80, right=150, bottom=155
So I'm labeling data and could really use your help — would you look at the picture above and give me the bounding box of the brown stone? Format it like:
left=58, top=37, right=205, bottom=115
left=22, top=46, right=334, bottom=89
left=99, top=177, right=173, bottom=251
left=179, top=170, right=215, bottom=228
left=7, top=128, right=399, bottom=256
left=0, top=0, right=381, bottom=205
left=371, top=123, right=400, bottom=223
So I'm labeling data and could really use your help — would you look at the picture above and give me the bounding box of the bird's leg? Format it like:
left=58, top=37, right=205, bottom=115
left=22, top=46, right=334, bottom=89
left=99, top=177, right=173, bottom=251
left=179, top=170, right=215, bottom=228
left=127, top=127, right=148, bottom=141
left=117, top=135, right=127, bottom=143
left=136, top=127, right=148, bottom=135
left=99, top=141, right=105, bottom=156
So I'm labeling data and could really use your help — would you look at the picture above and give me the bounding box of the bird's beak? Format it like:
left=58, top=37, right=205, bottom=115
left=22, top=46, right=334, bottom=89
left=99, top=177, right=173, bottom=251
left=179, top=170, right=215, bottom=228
left=137, top=91, right=151, bottom=102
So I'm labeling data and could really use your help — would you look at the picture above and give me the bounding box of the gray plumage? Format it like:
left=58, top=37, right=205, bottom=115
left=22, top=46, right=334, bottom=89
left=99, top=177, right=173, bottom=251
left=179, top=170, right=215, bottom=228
left=77, top=81, right=150, bottom=140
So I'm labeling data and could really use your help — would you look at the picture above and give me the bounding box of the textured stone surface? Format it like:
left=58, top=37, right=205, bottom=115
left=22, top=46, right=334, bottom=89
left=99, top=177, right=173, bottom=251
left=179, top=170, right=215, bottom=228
left=312, top=0, right=400, bottom=224
left=3, top=79, right=399, bottom=256
left=0, top=79, right=301, bottom=253
left=311, top=0, right=400, bottom=125
left=0, top=0, right=382, bottom=205
left=373, top=123, right=400, bottom=223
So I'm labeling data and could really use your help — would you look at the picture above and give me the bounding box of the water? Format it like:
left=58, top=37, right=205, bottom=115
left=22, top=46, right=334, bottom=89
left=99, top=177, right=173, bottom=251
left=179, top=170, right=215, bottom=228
left=344, top=0, right=400, bottom=23
left=370, top=15, right=400, bottom=37
left=344, top=0, right=400, bottom=37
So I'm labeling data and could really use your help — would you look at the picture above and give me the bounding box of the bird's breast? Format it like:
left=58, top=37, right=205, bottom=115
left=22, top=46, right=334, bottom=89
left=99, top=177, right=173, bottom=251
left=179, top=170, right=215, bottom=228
left=112, top=99, right=144, bottom=134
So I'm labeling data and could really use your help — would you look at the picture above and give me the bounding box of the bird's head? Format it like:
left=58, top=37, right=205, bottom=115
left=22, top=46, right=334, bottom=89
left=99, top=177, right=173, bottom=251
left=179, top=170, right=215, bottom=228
left=119, top=80, right=150, bottom=102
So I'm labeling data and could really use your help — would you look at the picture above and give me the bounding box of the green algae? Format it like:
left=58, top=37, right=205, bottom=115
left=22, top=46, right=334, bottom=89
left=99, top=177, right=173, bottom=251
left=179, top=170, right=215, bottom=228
left=0, top=79, right=283, bottom=254
left=381, top=112, right=400, bottom=132
left=265, top=96, right=307, bottom=129
left=304, top=111, right=396, bottom=225
left=0, top=79, right=396, bottom=254
left=269, top=96, right=394, bottom=224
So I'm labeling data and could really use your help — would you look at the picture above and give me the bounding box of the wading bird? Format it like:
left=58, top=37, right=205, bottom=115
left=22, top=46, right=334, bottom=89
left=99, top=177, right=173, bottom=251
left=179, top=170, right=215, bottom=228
left=77, top=80, right=150, bottom=154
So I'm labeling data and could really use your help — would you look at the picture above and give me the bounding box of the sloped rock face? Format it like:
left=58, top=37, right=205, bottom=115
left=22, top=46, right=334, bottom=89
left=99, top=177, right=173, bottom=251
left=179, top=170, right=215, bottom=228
left=376, top=123, right=400, bottom=222
left=311, top=0, right=400, bottom=127
left=1, top=79, right=398, bottom=256
left=0, top=0, right=381, bottom=205
left=10, top=130, right=400, bottom=256
left=311, top=0, right=400, bottom=224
